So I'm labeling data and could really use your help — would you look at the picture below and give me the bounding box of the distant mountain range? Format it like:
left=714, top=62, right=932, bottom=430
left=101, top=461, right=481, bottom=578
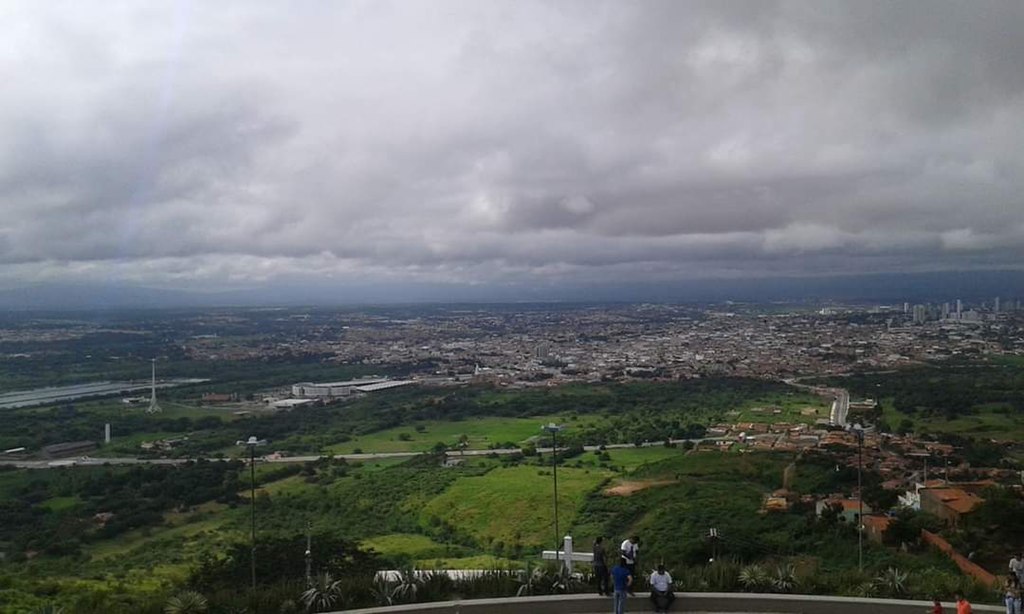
left=0, top=270, right=1022, bottom=310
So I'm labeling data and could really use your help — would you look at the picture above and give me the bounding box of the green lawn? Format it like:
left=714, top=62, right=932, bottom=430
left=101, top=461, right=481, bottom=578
left=570, top=446, right=683, bottom=471
left=420, top=465, right=612, bottom=550
left=879, top=397, right=1024, bottom=440
left=326, top=414, right=602, bottom=454
left=603, top=446, right=682, bottom=470
left=361, top=533, right=450, bottom=559
left=734, top=392, right=829, bottom=424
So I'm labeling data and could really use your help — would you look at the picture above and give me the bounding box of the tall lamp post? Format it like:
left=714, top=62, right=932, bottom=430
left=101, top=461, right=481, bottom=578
left=851, top=423, right=865, bottom=572
left=541, top=423, right=564, bottom=563
left=238, top=436, right=267, bottom=592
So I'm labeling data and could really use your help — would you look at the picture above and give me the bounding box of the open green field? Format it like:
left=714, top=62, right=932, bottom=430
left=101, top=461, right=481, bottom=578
left=880, top=398, right=1024, bottom=440
left=326, top=414, right=604, bottom=454
left=420, top=465, right=613, bottom=550
left=732, top=391, right=829, bottom=424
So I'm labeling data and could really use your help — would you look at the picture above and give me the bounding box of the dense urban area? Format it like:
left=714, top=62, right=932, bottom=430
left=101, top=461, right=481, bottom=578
left=2, top=300, right=1024, bottom=612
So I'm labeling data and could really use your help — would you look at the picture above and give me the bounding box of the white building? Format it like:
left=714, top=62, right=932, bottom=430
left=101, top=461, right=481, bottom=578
left=291, top=378, right=389, bottom=398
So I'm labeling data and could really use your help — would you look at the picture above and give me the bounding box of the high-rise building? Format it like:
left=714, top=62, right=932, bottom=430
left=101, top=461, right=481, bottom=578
left=956, top=299, right=962, bottom=319
left=941, top=303, right=950, bottom=319
left=994, top=297, right=1000, bottom=313
left=903, top=302, right=910, bottom=314
left=912, top=304, right=927, bottom=324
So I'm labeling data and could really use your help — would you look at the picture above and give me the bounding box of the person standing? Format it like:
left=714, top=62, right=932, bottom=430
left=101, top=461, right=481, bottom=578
left=649, top=564, right=675, bottom=613
left=593, top=536, right=610, bottom=596
left=611, top=557, right=633, bottom=614
left=955, top=592, right=972, bottom=614
left=620, top=535, right=640, bottom=575
left=1004, top=575, right=1021, bottom=614
left=1012, top=554, right=1024, bottom=585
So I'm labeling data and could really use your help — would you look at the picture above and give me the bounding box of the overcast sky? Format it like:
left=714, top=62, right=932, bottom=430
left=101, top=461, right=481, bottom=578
left=2, top=1, right=1023, bottom=294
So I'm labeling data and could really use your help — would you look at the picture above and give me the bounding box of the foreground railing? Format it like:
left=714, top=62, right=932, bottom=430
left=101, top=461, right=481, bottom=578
left=338, top=591, right=1002, bottom=613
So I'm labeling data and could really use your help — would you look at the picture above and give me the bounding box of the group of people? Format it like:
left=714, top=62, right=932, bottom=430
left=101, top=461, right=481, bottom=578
left=590, top=534, right=985, bottom=614
left=930, top=594, right=974, bottom=614
left=1004, top=554, right=1024, bottom=614
left=592, top=535, right=675, bottom=614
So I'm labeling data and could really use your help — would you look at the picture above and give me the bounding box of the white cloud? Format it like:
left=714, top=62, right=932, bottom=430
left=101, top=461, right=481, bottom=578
left=1, top=0, right=1024, bottom=293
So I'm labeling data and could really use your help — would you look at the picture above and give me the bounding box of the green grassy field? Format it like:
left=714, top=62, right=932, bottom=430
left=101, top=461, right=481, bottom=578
left=326, top=414, right=604, bottom=454
left=420, top=465, right=613, bottom=551
left=732, top=392, right=829, bottom=424
left=879, top=396, right=1024, bottom=440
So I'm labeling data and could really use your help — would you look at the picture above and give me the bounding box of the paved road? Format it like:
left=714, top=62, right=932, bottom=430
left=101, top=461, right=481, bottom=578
left=0, top=438, right=726, bottom=469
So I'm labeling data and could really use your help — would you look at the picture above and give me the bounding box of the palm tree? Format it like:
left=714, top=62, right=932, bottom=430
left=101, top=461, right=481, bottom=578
left=164, top=591, right=209, bottom=614
left=300, top=572, right=344, bottom=613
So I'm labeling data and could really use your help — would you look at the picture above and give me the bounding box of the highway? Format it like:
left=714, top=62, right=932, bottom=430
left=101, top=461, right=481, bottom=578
left=2, top=379, right=854, bottom=470
left=0, top=438, right=725, bottom=470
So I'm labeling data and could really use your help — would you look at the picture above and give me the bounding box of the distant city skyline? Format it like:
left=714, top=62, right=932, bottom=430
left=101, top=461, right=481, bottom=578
left=3, top=1, right=1024, bottom=298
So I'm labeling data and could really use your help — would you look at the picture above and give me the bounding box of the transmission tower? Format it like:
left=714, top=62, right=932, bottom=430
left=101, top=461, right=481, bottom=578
left=146, top=359, right=162, bottom=414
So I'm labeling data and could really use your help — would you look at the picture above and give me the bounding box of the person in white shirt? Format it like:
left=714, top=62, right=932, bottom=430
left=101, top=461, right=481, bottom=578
left=649, top=564, right=675, bottom=613
left=620, top=536, right=639, bottom=572
left=1012, top=554, right=1024, bottom=585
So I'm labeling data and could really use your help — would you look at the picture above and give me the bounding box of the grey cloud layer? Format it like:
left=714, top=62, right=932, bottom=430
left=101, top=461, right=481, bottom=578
left=2, top=0, right=1023, bottom=287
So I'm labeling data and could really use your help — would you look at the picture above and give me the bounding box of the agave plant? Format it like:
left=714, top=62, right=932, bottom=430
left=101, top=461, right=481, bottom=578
left=165, top=591, right=209, bottom=614
left=516, top=560, right=541, bottom=596
left=771, top=563, right=796, bottom=593
left=874, top=567, right=909, bottom=597
left=738, top=564, right=770, bottom=592
left=369, top=573, right=395, bottom=606
left=300, top=572, right=344, bottom=612
left=389, top=567, right=425, bottom=603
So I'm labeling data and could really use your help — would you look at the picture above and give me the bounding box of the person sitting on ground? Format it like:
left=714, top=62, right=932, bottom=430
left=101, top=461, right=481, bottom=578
left=649, top=564, right=675, bottom=613
left=928, top=597, right=942, bottom=614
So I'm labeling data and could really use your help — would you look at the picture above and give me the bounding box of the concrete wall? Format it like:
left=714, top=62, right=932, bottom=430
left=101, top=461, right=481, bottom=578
left=338, top=592, right=1002, bottom=614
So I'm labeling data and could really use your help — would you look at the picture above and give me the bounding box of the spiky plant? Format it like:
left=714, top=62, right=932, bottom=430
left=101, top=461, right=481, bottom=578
left=300, top=572, right=344, bottom=612
left=771, top=563, right=796, bottom=593
left=164, top=590, right=209, bottom=614
left=369, top=573, right=394, bottom=606
left=390, top=567, right=424, bottom=603
left=874, top=567, right=909, bottom=597
left=738, top=564, right=770, bottom=592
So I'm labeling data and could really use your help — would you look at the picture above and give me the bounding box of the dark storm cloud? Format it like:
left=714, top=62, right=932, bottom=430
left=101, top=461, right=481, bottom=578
left=1, top=0, right=1023, bottom=289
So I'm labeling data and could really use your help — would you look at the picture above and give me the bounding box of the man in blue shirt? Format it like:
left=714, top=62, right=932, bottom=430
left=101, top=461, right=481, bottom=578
left=611, top=557, right=633, bottom=614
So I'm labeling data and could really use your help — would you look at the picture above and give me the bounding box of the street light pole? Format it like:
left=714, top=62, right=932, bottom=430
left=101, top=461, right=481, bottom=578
left=542, top=423, right=564, bottom=564
left=237, top=436, right=266, bottom=594
left=854, top=424, right=864, bottom=572
left=250, top=443, right=257, bottom=592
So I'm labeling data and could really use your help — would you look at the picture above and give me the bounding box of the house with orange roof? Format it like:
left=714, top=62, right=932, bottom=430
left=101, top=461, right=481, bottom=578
left=919, top=487, right=985, bottom=527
